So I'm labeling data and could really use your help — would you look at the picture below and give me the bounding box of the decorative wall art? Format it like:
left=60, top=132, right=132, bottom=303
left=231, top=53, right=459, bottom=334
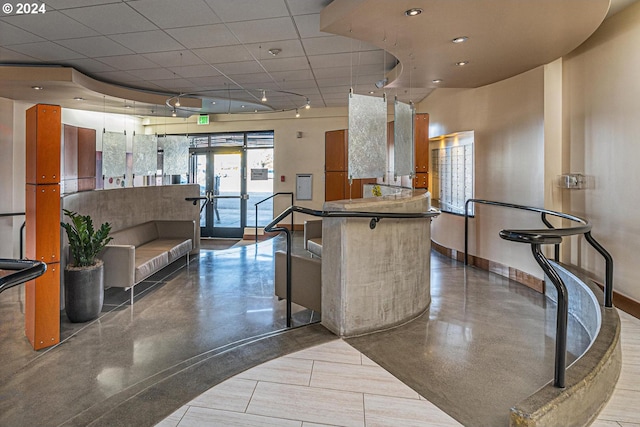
left=348, top=93, right=387, bottom=179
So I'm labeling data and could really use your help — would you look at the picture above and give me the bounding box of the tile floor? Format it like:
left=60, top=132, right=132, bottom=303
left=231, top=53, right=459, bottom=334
left=157, top=310, right=640, bottom=427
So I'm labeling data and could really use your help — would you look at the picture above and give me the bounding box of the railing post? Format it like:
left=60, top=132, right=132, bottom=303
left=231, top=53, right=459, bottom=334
left=531, top=243, right=568, bottom=388
left=464, top=200, right=470, bottom=265
left=290, top=193, right=294, bottom=235
left=255, top=204, right=258, bottom=243
left=540, top=213, right=560, bottom=262
left=584, top=231, right=614, bottom=308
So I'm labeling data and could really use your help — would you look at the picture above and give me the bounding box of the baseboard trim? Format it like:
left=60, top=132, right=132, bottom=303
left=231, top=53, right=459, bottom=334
left=592, top=281, right=640, bottom=319
left=431, top=240, right=545, bottom=293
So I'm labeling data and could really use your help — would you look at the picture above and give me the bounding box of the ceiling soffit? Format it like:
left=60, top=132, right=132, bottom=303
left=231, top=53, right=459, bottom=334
left=321, top=0, right=610, bottom=90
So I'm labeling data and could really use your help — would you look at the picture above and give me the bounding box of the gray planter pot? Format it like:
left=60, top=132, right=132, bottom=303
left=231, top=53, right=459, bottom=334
left=64, top=260, right=104, bottom=323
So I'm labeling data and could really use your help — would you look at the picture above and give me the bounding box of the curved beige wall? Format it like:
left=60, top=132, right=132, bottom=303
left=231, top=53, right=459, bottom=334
left=563, top=1, right=640, bottom=302
left=419, top=68, right=545, bottom=278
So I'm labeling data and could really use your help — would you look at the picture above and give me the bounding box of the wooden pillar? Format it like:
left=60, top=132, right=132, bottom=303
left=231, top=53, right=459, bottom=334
left=25, top=104, right=61, bottom=350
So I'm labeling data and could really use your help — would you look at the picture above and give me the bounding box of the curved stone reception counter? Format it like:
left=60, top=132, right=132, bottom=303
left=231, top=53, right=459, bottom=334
left=321, top=190, right=438, bottom=337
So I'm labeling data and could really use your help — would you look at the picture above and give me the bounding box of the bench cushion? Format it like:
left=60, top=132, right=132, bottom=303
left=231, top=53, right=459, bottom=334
left=134, top=249, right=168, bottom=283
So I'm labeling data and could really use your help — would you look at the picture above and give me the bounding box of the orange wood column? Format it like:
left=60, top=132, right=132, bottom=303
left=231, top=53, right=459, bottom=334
left=25, top=104, right=61, bottom=350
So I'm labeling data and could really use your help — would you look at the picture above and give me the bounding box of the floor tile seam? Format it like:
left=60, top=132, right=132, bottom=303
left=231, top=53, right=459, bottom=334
left=184, top=404, right=307, bottom=426
left=245, top=376, right=425, bottom=401
left=284, top=354, right=364, bottom=365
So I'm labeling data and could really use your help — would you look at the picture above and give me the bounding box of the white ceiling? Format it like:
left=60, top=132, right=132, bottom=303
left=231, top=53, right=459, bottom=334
left=0, top=0, right=632, bottom=117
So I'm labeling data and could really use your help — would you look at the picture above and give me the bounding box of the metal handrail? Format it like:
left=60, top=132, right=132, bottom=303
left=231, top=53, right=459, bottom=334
left=0, top=258, right=47, bottom=294
left=463, top=198, right=614, bottom=388
left=254, top=192, right=294, bottom=243
left=264, top=205, right=440, bottom=327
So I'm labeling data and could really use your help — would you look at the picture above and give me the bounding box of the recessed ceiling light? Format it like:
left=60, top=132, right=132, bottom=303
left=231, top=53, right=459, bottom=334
left=455, top=61, right=469, bottom=66
left=452, top=36, right=468, bottom=44
left=405, top=8, right=422, bottom=16
left=211, top=101, right=216, bottom=105
left=73, top=97, right=84, bottom=101
left=268, top=48, right=281, bottom=56
left=124, top=104, right=131, bottom=108
left=369, top=91, right=375, bottom=94
left=32, top=86, right=43, bottom=90
left=432, top=79, right=443, bottom=84
left=241, top=105, right=245, bottom=108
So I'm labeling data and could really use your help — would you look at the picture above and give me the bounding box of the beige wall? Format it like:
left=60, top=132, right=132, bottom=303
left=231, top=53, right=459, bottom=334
left=144, top=108, right=349, bottom=223
left=563, top=1, right=640, bottom=302
left=419, top=68, right=545, bottom=278
left=0, top=98, right=16, bottom=258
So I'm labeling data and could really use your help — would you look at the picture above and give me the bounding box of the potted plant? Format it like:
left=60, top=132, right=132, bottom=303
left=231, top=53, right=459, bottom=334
left=61, top=209, right=112, bottom=323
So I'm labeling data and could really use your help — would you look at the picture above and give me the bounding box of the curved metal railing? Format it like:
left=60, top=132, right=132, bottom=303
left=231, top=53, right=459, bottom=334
left=0, top=258, right=47, bottom=295
left=254, top=192, right=293, bottom=243
left=464, top=198, right=614, bottom=388
left=264, top=205, right=440, bottom=327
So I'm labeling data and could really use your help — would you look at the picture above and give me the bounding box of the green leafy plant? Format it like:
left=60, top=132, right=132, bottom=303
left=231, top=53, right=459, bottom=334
left=61, top=209, right=113, bottom=268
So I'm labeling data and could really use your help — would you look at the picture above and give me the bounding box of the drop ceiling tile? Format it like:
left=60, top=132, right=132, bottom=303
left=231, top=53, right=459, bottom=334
left=109, top=31, right=184, bottom=54
left=0, top=21, right=44, bottom=45
left=10, top=41, right=85, bottom=61
left=229, top=73, right=277, bottom=85
left=319, top=85, right=353, bottom=94
left=278, top=79, right=319, bottom=90
left=143, top=50, right=205, bottom=67
left=205, top=0, right=288, bottom=22
left=45, top=0, right=122, bottom=9
left=57, top=36, right=133, bottom=57
left=0, top=46, right=39, bottom=62
left=261, top=56, right=310, bottom=72
left=226, top=17, right=298, bottom=44
left=126, top=67, right=176, bottom=81
left=191, top=45, right=255, bottom=64
left=245, top=39, right=305, bottom=60
left=128, top=0, right=220, bottom=29
left=62, top=3, right=157, bottom=35
left=95, top=54, right=159, bottom=71
left=170, top=64, right=221, bottom=79
left=269, top=69, right=315, bottom=82
left=215, top=61, right=265, bottom=76
left=294, top=14, right=330, bottom=39
left=166, top=24, right=239, bottom=49
left=147, top=78, right=195, bottom=91
left=0, top=11, right=98, bottom=40
left=287, top=0, right=333, bottom=15
left=187, top=75, right=236, bottom=89
left=302, top=35, right=380, bottom=56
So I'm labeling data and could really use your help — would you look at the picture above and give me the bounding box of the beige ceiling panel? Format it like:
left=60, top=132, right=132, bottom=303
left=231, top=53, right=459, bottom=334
left=170, top=64, right=221, bottom=79
left=128, top=0, right=221, bottom=29
left=1, top=11, right=98, bottom=40
left=226, top=17, right=298, bottom=44
left=302, top=35, right=380, bottom=56
left=0, top=47, right=39, bottom=62
left=192, top=46, right=255, bottom=64
left=216, top=61, right=265, bottom=76
left=62, top=3, right=157, bottom=35
left=45, top=0, right=121, bottom=9
left=95, top=54, right=159, bottom=71
left=204, top=0, right=289, bottom=22
left=61, top=58, right=117, bottom=74
left=0, top=21, right=44, bottom=45
left=109, top=31, right=185, bottom=54
left=167, top=24, right=239, bottom=49
left=57, top=36, right=133, bottom=57
left=261, top=56, right=310, bottom=72
left=10, top=41, right=85, bottom=61
left=286, top=0, right=333, bottom=16
left=245, top=40, right=306, bottom=60
left=142, top=51, right=205, bottom=68
left=293, top=14, right=330, bottom=39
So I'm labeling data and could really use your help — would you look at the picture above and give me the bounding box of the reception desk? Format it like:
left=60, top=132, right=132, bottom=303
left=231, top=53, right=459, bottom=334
left=321, top=190, right=438, bottom=336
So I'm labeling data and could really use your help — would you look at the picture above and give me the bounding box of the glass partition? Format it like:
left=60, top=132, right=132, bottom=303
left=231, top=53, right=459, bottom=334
left=102, top=131, right=126, bottom=178
left=132, top=134, right=157, bottom=176
left=348, top=93, right=387, bottom=179
left=394, top=100, right=414, bottom=177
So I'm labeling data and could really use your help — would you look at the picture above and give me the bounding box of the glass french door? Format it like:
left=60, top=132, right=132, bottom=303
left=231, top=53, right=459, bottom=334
left=192, top=149, right=246, bottom=238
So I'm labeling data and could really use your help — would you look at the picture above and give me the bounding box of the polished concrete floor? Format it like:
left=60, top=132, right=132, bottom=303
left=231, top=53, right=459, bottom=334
left=0, top=234, right=633, bottom=426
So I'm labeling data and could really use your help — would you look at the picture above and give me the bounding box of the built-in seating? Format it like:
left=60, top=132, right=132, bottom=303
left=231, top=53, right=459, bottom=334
left=274, top=251, right=321, bottom=313
left=101, top=220, right=195, bottom=304
left=304, top=219, right=323, bottom=258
